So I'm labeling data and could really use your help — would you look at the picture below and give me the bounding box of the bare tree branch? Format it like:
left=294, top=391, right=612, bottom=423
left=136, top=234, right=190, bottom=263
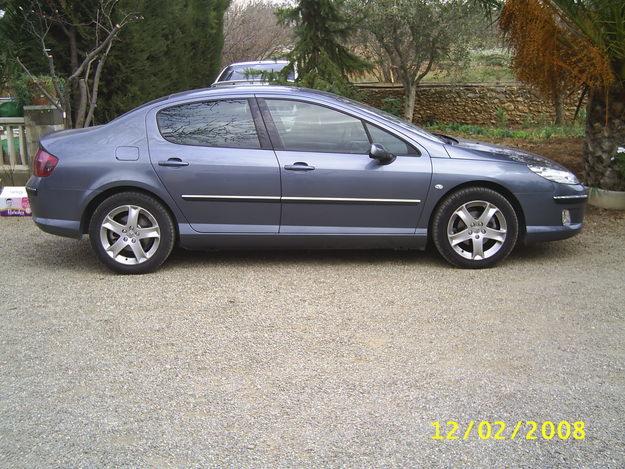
left=17, top=0, right=139, bottom=127
left=75, top=79, right=88, bottom=127
left=15, top=57, right=63, bottom=112
left=84, top=41, right=113, bottom=127
left=68, top=15, right=133, bottom=82
left=222, top=1, right=293, bottom=66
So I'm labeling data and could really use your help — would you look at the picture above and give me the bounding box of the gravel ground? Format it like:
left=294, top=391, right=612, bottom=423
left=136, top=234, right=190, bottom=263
left=1, top=207, right=624, bottom=467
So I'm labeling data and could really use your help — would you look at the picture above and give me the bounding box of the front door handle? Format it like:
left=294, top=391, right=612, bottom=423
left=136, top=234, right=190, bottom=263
left=159, top=157, right=189, bottom=167
left=284, top=162, right=315, bottom=171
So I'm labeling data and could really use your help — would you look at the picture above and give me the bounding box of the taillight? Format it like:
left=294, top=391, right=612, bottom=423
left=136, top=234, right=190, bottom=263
left=33, top=148, right=59, bottom=177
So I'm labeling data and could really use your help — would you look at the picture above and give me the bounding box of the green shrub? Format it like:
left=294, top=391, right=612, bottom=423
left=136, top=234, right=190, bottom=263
left=614, top=151, right=625, bottom=178
left=381, top=97, right=404, bottom=118
left=425, top=122, right=583, bottom=141
left=495, top=107, right=509, bottom=127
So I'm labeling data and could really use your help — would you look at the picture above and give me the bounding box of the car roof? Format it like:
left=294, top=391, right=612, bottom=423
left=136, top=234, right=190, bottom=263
left=227, top=60, right=289, bottom=67
left=111, top=85, right=320, bottom=123
left=166, top=85, right=327, bottom=102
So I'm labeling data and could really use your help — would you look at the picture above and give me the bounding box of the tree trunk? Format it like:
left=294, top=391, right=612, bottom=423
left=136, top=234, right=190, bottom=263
left=403, top=82, right=417, bottom=122
left=381, top=64, right=393, bottom=84
left=68, top=28, right=80, bottom=126
left=583, top=84, right=625, bottom=190
left=553, top=89, right=564, bottom=126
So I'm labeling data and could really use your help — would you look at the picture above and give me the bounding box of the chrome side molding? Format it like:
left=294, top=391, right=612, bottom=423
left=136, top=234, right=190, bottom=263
left=182, top=195, right=422, bottom=204
left=553, top=194, right=588, bottom=200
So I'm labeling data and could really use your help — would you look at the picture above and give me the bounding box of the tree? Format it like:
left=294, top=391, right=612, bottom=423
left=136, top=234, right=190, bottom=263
left=350, top=29, right=398, bottom=83
left=277, top=0, right=369, bottom=97
left=1, top=0, right=139, bottom=128
left=1, top=1, right=46, bottom=94
left=96, top=0, right=230, bottom=122
left=347, top=0, right=480, bottom=121
left=1, top=0, right=230, bottom=125
left=221, top=0, right=293, bottom=66
left=492, top=0, right=625, bottom=190
left=500, top=0, right=590, bottom=125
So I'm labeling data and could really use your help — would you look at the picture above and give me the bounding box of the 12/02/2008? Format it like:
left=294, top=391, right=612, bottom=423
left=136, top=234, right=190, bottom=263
left=431, top=420, right=586, bottom=441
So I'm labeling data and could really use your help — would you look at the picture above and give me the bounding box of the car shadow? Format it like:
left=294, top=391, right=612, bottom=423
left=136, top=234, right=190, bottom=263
left=165, top=245, right=444, bottom=268
left=25, top=235, right=578, bottom=274
left=509, top=242, right=567, bottom=261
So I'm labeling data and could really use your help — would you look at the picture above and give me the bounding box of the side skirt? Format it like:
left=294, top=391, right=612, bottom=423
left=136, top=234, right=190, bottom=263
left=177, top=225, right=428, bottom=251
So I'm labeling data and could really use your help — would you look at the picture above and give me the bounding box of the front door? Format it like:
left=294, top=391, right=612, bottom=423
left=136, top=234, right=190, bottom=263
left=258, top=98, right=432, bottom=235
left=147, top=98, right=281, bottom=233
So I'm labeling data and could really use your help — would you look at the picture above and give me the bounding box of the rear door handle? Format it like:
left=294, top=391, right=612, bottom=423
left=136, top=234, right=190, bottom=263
left=159, top=157, right=189, bottom=167
left=284, top=162, right=315, bottom=171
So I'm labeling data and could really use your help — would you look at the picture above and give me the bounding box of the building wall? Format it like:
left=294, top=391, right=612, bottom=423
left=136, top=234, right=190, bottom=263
left=357, top=83, right=582, bottom=126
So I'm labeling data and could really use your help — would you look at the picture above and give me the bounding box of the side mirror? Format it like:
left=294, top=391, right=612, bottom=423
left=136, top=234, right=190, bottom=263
left=369, top=143, right=396, bottom=165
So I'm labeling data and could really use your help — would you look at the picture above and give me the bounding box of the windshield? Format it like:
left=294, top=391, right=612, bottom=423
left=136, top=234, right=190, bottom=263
left=223, top=63, right=294, bottom=81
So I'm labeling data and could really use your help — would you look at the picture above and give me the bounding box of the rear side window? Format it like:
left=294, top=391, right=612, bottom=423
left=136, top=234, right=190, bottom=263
left=366, top=123, right=419, bottom=156
left=157, top=99, right=260, bottom=149
left=265, top=99, right=370, bottom=154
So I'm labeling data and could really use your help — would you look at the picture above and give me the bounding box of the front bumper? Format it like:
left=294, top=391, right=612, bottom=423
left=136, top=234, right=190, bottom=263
left=518, top=184, right=587, bottom=244
left=525, top=222, right=583, bottom=243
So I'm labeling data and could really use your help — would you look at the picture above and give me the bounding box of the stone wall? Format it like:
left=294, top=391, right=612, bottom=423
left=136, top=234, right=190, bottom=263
left=357, top=83, right=582, bottom=126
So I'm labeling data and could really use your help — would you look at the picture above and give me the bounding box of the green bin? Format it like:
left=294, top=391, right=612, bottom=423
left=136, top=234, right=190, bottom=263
left=0, top=101, right=24, bottom=118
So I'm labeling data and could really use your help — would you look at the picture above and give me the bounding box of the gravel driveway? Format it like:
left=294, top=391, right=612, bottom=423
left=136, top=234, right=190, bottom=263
left=1, top=208, right=624, bottom=467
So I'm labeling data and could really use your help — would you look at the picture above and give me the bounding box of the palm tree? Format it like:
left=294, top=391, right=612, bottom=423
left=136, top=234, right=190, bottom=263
left=492, top=0, right=625, bottom=190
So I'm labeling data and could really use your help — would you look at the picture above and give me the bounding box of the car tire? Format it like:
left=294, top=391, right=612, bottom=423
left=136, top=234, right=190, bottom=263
left=89, top=192, right=176, bottom=274
left=432, top=187, right=519, bottom=269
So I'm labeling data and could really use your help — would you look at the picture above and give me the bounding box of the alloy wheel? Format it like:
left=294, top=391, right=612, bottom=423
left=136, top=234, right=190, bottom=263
left=99, top=205, right=161, bottom=265
left=446, top=200, right=508, bottom=261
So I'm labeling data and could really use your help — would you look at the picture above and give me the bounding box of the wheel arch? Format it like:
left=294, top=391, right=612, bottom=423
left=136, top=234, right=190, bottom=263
left=81, top=185, right=180, bottom=241
left=427, top=180, right=527, bottom=241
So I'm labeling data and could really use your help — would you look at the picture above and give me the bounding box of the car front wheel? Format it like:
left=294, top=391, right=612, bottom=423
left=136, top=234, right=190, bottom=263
left=432, top=187, right=519, bottom=268
left=89, top=192, right=175, bottom=274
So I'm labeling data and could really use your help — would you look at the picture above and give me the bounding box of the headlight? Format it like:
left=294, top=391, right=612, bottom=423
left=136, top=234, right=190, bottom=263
left=528, top=165, right=579, bottom=184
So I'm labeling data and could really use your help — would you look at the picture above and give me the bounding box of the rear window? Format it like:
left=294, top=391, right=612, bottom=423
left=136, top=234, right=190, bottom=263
left=221, top=63, right=294, bottom=81
left=156, top=99, right=260, bottom=149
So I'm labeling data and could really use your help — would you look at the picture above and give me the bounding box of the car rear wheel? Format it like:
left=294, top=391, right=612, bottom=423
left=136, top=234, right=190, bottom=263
left=432, top=187, right=519, bottom=268
left=89, top=192, right=175, bottom=274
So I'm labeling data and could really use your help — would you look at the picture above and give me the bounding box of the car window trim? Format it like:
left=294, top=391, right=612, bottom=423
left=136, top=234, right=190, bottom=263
left=362, top=120, right=373, bottom=144
left=255, top=97, right=285, bottom=151
left=156, top=97, right=263, bottom=150
left=256, top=96, right=420, bottom=157
left=249, top=98, right=272, bottom=150
left=365, top=122, right=420, bottom=157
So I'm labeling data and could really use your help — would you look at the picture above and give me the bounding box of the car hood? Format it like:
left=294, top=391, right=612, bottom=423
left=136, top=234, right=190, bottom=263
left=443, top=136, right=569, bottom=171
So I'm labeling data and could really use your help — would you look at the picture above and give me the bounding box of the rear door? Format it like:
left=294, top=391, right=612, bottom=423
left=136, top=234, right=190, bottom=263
left=258, top=97, right=432, bottom=235
left=147, top=97, right=281, bottom=233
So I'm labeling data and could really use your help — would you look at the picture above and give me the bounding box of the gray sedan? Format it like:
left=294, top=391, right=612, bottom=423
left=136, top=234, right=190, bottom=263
left=26, top=86, right=587, bottom=274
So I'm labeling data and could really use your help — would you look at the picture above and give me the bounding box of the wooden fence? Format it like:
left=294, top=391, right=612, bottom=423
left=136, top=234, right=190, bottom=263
left=0, top=117, right=29, bottom=171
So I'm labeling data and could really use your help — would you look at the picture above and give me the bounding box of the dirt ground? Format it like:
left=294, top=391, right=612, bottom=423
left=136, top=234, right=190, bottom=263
left=1, top=206, right=625, bottom=466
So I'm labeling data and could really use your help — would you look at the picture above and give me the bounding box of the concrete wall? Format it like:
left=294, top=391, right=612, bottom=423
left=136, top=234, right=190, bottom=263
left=1, top=105, right=64, bottom=186
left=357, top=83, right=582, bottom=126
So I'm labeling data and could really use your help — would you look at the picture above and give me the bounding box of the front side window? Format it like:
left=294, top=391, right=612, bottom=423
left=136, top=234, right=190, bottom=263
left=265, top=99, right=370, bottom=154
left=366, top=123, right=419, bottom=156
left=157, top=99, right=260, bottom=149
